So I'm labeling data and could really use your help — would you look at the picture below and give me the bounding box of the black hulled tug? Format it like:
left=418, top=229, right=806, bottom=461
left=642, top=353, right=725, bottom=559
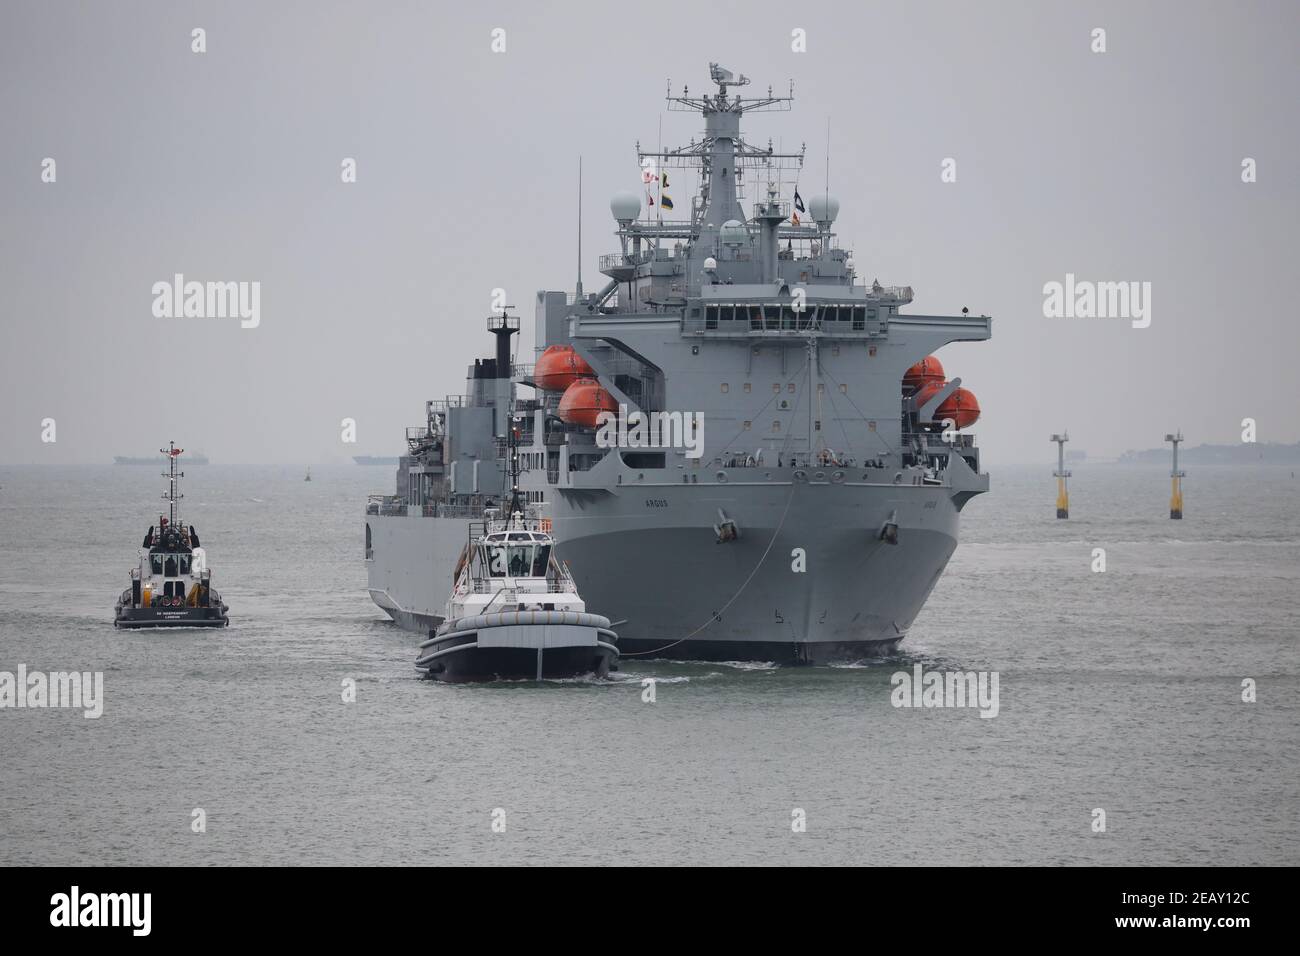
left=113, top=442, right=228, bottom=628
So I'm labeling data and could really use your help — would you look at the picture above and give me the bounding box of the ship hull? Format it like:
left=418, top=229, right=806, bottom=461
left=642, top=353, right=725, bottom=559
left=547, top=479, right=964, bottom=663
left=365, top=481, right=974, bottom=663
left=113, top=607, right=228, bottom=628
left=365, top=513, right=474, bottom=632
left=419, top=645, right=616, bottom=682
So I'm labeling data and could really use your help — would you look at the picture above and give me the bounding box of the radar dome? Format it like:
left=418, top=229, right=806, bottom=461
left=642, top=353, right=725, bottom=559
left=719, top=219, right=748, bottom=246
left=808, top=194, right=840, bottom=224
left=610, top=192, right=641, bottom=222
left=704, top=256, right=718, bottom=271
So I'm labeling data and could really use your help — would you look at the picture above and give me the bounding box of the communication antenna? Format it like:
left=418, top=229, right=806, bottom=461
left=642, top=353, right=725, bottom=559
left=575, top=156, right=583, bottom=301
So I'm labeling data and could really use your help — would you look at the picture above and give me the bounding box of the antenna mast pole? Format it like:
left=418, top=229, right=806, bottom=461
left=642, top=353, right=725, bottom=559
left=576, top=157, right=583, bottom=301
left=160, top=440, right=183, bottom=527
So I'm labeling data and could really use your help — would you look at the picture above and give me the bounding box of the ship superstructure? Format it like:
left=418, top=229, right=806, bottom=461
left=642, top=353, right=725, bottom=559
left=368, top=64, right=991, bottom=663
left=512, top=64, right=992, bottom=662
left=365, top=315, right=532, bottom=632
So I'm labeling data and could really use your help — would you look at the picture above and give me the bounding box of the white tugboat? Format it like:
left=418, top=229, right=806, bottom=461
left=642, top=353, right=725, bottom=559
left=113, top=442, right=229, bottom=629
left=415, top=434, right=618, bottom=681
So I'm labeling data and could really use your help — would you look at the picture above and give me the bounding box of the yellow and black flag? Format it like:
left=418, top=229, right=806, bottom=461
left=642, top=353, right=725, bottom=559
left=660, top=172, right=674, bottom=211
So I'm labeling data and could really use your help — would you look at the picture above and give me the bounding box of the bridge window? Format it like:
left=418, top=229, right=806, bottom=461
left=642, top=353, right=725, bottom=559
left=852, top=306, right=867, bottom=330
left=822, top=305, right=839, bottom=323
left=705, top=305, right=718, bottom=329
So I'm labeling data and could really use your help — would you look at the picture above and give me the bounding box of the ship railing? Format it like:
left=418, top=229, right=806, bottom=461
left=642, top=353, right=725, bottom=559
left=753, top=199, right=792, bottom=219
left=365, top=497, right=485, bottom=518
left=599, top=251, right=651, bottom=272
left=869, top=285, right=914, bottom=303
left=916, top=432, right=976, bottom=450
left=467, top=577, right=573, bottom=595
left=366, top=495, right=407, bottom=516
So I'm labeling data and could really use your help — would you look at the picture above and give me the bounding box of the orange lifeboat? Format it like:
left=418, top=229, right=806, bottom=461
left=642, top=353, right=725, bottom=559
left=936, top=387, right=980, bottom=429
left=902, top=355, right=945, bottom=393
left=557, top=377, right=618, bottom=428
left=534, top=345, right=595, bottom=392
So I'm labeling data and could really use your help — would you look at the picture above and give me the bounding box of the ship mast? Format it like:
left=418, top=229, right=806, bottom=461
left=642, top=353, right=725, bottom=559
left=807, top=334, right=821, bottom=459
left=160, top=441, right=183, bottom=527
left=506, top=415, right=524, bottom=518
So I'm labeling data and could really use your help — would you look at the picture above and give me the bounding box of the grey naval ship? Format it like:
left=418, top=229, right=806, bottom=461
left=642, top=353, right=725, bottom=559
left=367, top=64, right=991, bottom=663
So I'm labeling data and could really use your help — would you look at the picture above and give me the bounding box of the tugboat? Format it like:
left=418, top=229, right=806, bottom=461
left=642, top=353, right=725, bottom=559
left=113, top=442, right=229, bottom=628
left=415, top=429, right=618, bottom=681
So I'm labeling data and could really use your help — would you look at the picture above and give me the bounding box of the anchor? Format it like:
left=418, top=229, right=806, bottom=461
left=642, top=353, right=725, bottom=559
left=714, top=508, right=740, bottom=543
left=879, top=510, right=899, bottom=545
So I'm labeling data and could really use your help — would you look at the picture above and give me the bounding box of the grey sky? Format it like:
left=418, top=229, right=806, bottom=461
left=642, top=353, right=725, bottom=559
left=2, top=0, right=1297, bottom=464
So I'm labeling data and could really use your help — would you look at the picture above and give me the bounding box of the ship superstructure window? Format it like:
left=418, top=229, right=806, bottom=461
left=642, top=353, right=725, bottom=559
left=484, top=542, right=549, bottom=578
left=721, top=383, right=729, bottom=393
left=156, top=554, right=190, bottom=576
left=772, top=421, right=781, bottom=432
left=743, top=383, right=751, bottom=393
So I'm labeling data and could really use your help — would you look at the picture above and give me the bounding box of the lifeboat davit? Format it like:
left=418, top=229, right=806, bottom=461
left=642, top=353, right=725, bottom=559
left=534, top=345, right=595, bottom=392
left=557, top=378, right=618, bottom=428
left=913, top=380, right=946, bottom=414
left=936, top=387, right=980, bottom=429
left=902, top=355, right=945, bottom=393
